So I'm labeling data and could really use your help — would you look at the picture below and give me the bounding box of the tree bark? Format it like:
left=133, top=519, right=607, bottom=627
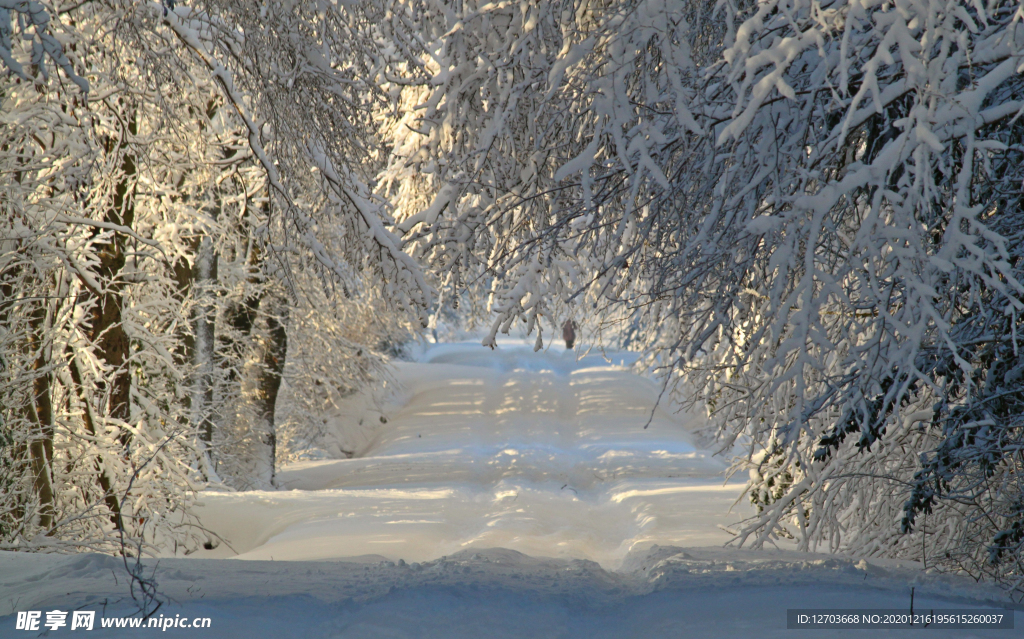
left=25, top=301, right=54, bottom=532
left=171, top=254, right=196, bottom=392
left=190, top=126, right=237, bottom=466
left=192, top=233, right=218, bottom=447
left=0, top=272, right=29, bottom=530
left=85, top=110, right=138, bottom=449
left=67, top=356, right=123, bottom=531
left=254, top=297, right=287, bottom=487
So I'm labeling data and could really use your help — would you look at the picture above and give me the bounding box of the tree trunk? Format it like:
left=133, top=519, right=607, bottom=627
left=192, top=233, right=218, bottom=448
left=86, top=111, right=138, bottom=449
left=67, top=356, right=123, bottom=531
left=173, top=249, right=218, bottom=482
left=0, top=275, right=28, bottom=530
left=189, top=126, right=237, bottom=471
left=26, top=301, right=54, bottom=532
left=253, top=297, right=287, bottom=487
left=171, top=254, right=196, bottom=395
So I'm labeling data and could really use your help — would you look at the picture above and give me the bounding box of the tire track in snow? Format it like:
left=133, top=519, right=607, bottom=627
left=191, top=342, right=743, bottom=567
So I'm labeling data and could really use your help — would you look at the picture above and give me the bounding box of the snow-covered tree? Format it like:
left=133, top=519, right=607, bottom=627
left=0, top=0, right=421, bottom=553
left=8, top=0, right=1024, bottom=595
left=380, top=0, right=1024, bottom=591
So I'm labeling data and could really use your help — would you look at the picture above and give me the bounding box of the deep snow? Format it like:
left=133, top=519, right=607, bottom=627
left=192, top=341, right=738, bottom=566
left=1, top=340, right=1018, bottom=637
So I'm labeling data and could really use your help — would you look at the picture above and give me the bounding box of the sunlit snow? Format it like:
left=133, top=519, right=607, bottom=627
left=0, top=341, right=1016, bottom=637
left=190, top=340, right=740, bottom=567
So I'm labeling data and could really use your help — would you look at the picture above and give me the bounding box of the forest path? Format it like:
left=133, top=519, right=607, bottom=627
left=192, top=341, right=743, bottom=568
left=3, top=343, right=1015, bottom=639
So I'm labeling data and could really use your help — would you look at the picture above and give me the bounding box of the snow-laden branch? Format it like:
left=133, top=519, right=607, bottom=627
left=0, top=0, right=88, bottom=92
left=380, top=0, right=1024, bottom=585
left=160, top=2, right=430, bottom=321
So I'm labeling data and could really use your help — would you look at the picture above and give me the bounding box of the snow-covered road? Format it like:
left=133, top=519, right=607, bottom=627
left=193, top=342, right=740, bottom=566
left=1, top=341, right=1018, bottom=637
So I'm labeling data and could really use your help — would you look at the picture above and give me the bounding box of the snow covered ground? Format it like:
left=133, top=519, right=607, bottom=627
left=1, top=341, right=1019, bottom=637
left=192, top=341, right=738, bottom=566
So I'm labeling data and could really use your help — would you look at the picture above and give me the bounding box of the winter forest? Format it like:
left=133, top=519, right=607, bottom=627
left=4, top=0, right=1024, bottom=617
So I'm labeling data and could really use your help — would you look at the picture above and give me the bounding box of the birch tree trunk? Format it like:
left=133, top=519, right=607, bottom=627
left=192, top=232, right=218, bottom=450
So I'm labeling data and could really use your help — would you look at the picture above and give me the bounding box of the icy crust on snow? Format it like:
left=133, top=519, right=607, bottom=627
left=0, top=546, right=1018, bottom=638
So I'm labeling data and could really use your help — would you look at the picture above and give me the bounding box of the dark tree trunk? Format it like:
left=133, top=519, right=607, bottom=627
left=85, top=111, right=138, bottom=449
left=0, top=274, right=28, bottom=530
left=68, top=356, right=123, bottom=531
left=254, top=298, right=288, bottom=487
left=26, top=302, right=54, bottom=532
left=171, top=254, right=196, bottom=386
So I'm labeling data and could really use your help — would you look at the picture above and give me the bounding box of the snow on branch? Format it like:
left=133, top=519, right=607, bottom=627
left=0, top=0, right=88, bottom=93
left=380, top=0, right=1024, bottom=590
left=159, top=1, right=431, bottom=321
